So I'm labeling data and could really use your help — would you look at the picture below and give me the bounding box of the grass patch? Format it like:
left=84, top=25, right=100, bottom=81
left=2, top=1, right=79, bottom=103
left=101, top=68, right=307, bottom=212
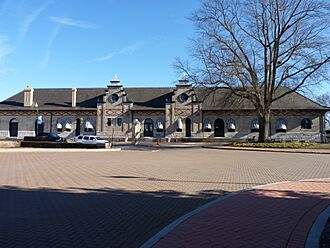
left=306, top=143, right=330, bottom=149
left=230, top=142, right=317, bottom=149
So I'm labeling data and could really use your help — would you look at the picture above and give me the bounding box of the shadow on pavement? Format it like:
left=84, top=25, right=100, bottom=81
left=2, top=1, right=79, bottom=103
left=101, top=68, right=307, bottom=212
left=153, top=188, right=330, bottom=248
left=0, top=186, right=227, bottom=248
left=106, top=175, right=264, bottom=186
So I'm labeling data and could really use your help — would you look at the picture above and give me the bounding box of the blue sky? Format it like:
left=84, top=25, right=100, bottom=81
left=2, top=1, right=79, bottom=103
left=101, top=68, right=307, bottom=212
left=0, top=0, right=201, bottom=100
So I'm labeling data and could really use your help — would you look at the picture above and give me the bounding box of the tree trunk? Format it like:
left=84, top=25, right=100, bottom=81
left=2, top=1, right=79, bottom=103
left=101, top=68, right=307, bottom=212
left=258, top=110, right=271, bottom=142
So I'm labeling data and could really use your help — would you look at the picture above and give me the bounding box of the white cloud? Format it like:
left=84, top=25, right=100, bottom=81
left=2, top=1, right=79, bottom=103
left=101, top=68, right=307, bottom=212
left=0, top=35, right=15, bottom=75
left=95, top=41, right=145, bottom=62
left=0, top=35, right=13, bottom=61
left=95, top=53, right=115, bottom=62
left=0, top=67, right=16, bottom=76
left=40, top=25, right=60, bottom=69
left=49, top=16, right=97, bottom=29
left=20, top=2, right=50, bottom=40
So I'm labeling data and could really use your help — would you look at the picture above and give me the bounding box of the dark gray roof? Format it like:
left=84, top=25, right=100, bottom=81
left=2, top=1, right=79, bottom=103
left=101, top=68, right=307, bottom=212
left=125, top=88, right=173, bottom=109
left=0, top=88, right=106, bottom=110
left=194, top=87, right=328, bottom=110
left=0, top=87, right=327, bottom=111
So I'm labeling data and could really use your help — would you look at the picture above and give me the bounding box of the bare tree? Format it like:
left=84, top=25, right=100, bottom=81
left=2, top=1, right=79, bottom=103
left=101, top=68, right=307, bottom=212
left=316, top=93, right=330, bottom=127
left=176, top=0, right=330, bottom=142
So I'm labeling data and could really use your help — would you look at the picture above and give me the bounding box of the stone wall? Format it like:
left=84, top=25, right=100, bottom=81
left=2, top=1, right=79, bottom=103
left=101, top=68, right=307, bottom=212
left=0, top=110, right=96, bottom=139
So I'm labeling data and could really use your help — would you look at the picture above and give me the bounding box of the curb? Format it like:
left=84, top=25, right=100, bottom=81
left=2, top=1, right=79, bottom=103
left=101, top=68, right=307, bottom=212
left=202, top=146, right=330, bottom=155
left=140, top=178, right=330, bottom=248
left=139, top=189, right=247, bottom=248
left=305, top=205, right=330, bottom=248
left=0, top=148, right=122, bottom=153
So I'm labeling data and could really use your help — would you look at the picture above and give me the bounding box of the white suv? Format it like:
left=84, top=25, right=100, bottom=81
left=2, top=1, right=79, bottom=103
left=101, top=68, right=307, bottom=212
left=74, top=135, right=109, bottom=145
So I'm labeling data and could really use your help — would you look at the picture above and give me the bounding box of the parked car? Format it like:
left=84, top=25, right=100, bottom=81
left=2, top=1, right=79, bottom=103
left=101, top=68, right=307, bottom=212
left=74, top=135, right=109, bottom=145
left=24, top=132, right=66, bottom=142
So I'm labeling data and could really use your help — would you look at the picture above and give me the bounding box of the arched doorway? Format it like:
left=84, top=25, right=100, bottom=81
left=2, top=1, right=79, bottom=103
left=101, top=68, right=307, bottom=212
left=214, top=119, right=225, bottom=137
left=185, top=118, right=192, bottom=137
left=144, top=118, right=154, bottom=137
left=75, top=118, right=81, bottom=136
left=35, top=120, right=44, bottom=136
left=9, top=119, right=18, bottom=137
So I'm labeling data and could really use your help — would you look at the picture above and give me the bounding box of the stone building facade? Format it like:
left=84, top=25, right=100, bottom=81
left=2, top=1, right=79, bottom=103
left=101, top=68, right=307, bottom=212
left=0, top=76, right=328, bottom=142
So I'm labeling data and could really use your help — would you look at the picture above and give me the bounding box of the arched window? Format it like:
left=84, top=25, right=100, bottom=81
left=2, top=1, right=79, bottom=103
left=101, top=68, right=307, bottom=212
left=251, top=119, right=259, bottom=132
left=144, top=118, right=154, bottom=137
left=65, top=122, right=72, bottom=132
left=133, top=118, right=140, bottom=125
left=301, top=118, right=312, bottom=129
left=214, top=119, right=225, bottom=137
left=227, top=118, right=236, bottom=132
left=204, top=119, right=212, bottom=132
left=85, top=120, right=94, bottom=132
left=156, top=119, right=164, bottom=132
left=176, top=118, right=183, bottom=132
left=56, top=122, right=63, bottom=132
left=35, top=119, right=44, bottom=136
left=9, top=118, right=18, bottom=137
left=276, top=118, right=287, bottom=133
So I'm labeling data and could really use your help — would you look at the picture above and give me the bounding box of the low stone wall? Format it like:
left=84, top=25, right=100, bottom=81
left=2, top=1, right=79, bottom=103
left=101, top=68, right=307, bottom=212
left=0, top=131, right=35, bottom=140
left=21, top=141, right=108, bottom=149
left=0, top=140, right=21, bottom=148
left=271, top=132, right=321, bottom=142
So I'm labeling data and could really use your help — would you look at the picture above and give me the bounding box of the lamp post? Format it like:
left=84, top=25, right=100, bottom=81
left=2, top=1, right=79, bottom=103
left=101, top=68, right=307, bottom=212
left=35, top=102, right=39, bottom=136
left=111, top=122, right=115, bottom=146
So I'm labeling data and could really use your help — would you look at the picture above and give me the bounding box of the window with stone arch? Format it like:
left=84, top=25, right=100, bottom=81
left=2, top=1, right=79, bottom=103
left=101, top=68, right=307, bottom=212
left=176, top=117, right=183, bottom=132
left=85, top=119, right=94, bottom=132
left=250, top=119, right=259, bottom=132
left=227, top=118, right=236, bottom=132
left=204, top=119, right=212, bottom=132
left=65, top=119, right=72, bottom=132
left=156, top=118, right=164, bottom=132
left=276, top=118, right=287, bottom=133
left=301, top=118, right=312, bottom=129
left=56, top=119, right=63, bottom=132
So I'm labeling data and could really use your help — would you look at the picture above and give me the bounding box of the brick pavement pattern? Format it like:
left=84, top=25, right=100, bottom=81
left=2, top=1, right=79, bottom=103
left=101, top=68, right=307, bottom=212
left=0, top=149, right=329, bottom=247
left=154, top=179, right=330, bottom=248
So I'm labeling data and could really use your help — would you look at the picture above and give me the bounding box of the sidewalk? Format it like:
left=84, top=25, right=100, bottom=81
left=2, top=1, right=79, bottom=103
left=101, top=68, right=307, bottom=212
left=204, top=145, right=330, bottom=154
left=143, top=179, right=330, bottom=248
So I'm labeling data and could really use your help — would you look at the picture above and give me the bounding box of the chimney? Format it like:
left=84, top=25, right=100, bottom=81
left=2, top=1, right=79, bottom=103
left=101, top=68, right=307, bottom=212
left=24, top=86, right=34, bottom=107
left=72, top=88, right=77, bottom=108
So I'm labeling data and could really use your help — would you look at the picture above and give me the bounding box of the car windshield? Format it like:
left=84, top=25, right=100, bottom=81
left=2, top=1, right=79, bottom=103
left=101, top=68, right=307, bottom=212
left=96, top=137, right=103, bottom=140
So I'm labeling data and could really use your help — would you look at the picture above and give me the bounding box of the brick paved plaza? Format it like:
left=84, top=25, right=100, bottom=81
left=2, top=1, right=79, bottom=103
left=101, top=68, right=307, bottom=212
left=0, top=148, right=329, bottom=247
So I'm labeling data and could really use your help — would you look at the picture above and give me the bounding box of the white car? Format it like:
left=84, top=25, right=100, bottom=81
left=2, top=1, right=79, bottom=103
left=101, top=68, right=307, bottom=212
left=74, top=135, right=109, bottom=145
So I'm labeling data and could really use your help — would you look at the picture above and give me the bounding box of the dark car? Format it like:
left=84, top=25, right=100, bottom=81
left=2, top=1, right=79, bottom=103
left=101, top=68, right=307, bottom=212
left=37, top=132, right=66, bottom=142
left=24, top=132, right=66, bottom=142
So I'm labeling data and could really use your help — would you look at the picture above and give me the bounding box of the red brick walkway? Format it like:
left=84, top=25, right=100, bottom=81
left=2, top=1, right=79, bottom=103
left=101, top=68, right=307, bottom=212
left=151, top=179, right=330, bottom=248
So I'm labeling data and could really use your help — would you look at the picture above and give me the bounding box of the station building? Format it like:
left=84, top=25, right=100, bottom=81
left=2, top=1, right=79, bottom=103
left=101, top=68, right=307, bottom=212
left=0, top=76, right=328, bottom=142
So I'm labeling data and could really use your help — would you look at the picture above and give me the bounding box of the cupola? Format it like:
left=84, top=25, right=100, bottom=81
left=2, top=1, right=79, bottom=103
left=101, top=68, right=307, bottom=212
left=108, top=74, right=122, bottom=88
left=176, top=73, right=191, bottom=88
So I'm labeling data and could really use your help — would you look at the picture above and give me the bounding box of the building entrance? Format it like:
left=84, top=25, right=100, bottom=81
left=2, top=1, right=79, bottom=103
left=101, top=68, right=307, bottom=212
left=214, top=118, right=225, bottom=137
